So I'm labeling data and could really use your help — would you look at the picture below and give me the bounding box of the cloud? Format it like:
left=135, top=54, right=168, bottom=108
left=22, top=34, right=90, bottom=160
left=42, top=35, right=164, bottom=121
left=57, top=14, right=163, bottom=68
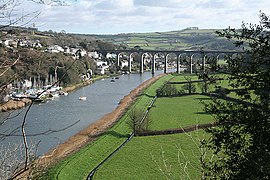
left=95, top=0, right=134, bottom=10
left=134, top=0, right=190, bottom=8
left=25, top=0, right=270, bottom=34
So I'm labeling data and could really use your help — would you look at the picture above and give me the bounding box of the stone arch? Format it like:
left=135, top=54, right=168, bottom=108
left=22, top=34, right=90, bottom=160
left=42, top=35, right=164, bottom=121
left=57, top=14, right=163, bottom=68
left=116, top=52, right=129, bottom=67
left=166, top=52, right=177, bottom=65
left=215, top=53, right=229, bottom=70
left=166, top=52, right=178, bottom=73
left=203, top=53, right=216, bottom=72
left=140, top=52, right=151, bottom=73
left=154, top=52, right=166, bottom=73
left=191, top=53, right=203, bottom=74
left=129, top=52, right=141, bottom=73
left=178, top=53, right=189, bottom=73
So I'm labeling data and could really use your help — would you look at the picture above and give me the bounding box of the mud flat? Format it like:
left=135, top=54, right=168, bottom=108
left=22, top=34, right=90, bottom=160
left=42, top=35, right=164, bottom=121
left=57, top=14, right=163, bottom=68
left=0, top=99, right=32, bottom=112
left=37, top=74, right=165, bottom=166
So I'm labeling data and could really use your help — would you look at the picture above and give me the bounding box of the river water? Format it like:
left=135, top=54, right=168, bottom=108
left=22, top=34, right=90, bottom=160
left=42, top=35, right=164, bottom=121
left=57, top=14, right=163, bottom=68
left=0, top=71, right=169, bottom=156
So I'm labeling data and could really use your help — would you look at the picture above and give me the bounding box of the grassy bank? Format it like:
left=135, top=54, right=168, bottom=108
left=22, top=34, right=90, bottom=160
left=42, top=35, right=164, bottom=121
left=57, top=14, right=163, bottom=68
left=93, top=94, right=212, bottom=179
left=43, top=74, right=173, bottom=179
left=94, top=131, right=206, bottom=180
left=91, top=74, right=218, bottom=179
left=43, top=73, right=220, bottom=179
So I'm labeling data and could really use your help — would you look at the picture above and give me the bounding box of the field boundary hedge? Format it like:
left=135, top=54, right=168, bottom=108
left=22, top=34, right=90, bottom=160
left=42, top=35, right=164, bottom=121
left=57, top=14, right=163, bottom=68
left=86, top=96, right=157, bottom=180
left=137, top=122, right=216, bottom=136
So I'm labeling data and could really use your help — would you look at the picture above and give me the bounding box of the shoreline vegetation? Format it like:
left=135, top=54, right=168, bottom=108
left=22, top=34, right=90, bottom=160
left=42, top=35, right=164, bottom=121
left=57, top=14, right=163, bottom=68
left=36, top=73, right=165, bottom=167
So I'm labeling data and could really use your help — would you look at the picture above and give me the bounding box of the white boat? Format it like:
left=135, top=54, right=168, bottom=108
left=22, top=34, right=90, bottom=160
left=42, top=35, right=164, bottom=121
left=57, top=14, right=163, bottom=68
left=59, top=91, right=68, bottom=96
left=52, top=93, right=60, bottom=98
left=79, top=96, right=87, bottom=100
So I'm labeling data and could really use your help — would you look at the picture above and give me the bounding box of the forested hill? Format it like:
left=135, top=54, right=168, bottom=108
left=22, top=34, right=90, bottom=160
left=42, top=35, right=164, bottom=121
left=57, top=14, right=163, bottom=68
left=87, top=29, right=237, bottom=51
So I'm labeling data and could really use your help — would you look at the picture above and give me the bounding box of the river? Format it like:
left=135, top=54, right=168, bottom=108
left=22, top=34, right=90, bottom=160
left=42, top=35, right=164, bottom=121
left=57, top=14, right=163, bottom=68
left=0, top=71, right=170, bottom=156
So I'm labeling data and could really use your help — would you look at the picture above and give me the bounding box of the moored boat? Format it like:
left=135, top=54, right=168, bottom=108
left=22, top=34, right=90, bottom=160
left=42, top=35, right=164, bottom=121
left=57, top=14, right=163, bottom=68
left=79, top=96, right=87, bottom=100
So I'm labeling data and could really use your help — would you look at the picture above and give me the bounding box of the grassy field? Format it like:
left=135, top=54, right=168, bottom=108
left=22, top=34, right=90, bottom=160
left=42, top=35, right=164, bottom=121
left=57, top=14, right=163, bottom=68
left=93, top=29, right=235, bottom=51
left=44, top=73, right=236, bottom=180
left=43, top=74, right=174, bottom=179
left=168, top=73, right=232, bottom=94
left=149, top=95, right=213, bottom=131
left=94, top=130, right=207, bottom=180
left=91, top=75, right=216, bottom=179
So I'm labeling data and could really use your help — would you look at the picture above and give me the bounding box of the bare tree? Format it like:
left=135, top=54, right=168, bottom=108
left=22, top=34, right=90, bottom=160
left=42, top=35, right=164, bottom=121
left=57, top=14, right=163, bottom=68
left=181, top=76, right=196, bottom=94
left=0, top=142, right=37, bottom=179
left=126, top=108, right=152, bottom=135
left=0, top=1, right=80, bottom=178
left=151, top=126, right=212, bottom=180
left=0, top=0, right=68, bottom=29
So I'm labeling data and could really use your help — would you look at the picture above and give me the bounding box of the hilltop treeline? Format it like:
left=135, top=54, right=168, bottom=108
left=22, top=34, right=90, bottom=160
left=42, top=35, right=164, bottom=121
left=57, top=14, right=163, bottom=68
left=89, top=29, right=238, bottom=50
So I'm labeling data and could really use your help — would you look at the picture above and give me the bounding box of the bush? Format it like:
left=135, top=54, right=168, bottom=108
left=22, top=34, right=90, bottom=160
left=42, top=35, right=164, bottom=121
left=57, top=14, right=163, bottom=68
left=156, top=84, right=178, bottom=97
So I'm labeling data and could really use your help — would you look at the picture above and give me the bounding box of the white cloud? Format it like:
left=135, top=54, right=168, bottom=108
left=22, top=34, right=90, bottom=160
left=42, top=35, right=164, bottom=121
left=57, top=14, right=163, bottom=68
left=19, top=0, right=270, bottom=34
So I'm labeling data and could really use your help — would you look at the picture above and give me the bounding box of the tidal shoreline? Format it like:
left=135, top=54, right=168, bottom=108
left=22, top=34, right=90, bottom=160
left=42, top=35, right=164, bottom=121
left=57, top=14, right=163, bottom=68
left=36, top=73, right=165, bottom=166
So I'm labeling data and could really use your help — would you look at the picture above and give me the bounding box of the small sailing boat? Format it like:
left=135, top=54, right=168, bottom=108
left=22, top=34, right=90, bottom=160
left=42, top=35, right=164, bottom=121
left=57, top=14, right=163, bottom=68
left=79, top=87, right=87, bottom=100
left=79, top=96, right=87, bottom=100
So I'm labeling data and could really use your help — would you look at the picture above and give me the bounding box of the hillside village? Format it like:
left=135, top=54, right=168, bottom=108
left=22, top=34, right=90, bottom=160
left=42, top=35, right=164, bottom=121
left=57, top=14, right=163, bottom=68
left=0, top=27, right=231, bottom=105
left=0, top=29, right=168, bottom=105
left=0, top=30, right=118, bottom=104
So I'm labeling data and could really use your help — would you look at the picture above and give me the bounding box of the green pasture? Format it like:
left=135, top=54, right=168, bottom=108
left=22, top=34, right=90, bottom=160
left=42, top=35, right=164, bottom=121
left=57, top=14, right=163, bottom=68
left=149, top=95, right=213, bottom=131
left=121, top=33, right=196, bottom=49
left=94, top=130, right=207, bottom=180
left=169, top=74, right=199, bottom=82
left=94, top=28, right=236, bottom=51
left=43, top=75, right=173, bottom=179
left=44, top=73, right=238, bottom=180
left=168, top=73, right=232, bottom=94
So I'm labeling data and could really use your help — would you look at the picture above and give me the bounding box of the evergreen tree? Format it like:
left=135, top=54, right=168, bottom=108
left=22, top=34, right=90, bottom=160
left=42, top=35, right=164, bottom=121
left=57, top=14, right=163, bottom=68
left=202, top=12, right=270, bottom=179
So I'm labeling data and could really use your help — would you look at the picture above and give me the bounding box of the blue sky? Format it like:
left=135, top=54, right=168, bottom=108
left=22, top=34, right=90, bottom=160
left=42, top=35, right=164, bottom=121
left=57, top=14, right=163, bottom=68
left=15, top=0, right=270, bottom=34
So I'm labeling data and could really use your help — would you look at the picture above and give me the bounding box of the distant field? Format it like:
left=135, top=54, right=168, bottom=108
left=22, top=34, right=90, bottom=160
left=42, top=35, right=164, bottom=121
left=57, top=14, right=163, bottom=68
left=93, top=29, right=235, bottom=51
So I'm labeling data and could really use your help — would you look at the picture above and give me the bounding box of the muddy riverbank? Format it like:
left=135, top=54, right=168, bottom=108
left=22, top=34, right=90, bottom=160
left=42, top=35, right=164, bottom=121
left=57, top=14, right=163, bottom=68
left=37, top=74, right=165, bottom=166
left=0, top=79, right=93, bottom=112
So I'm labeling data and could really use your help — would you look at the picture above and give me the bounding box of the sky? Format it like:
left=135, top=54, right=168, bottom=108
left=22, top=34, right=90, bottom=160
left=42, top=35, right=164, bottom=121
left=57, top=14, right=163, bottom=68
left=11, top=0, right=270, bottom=34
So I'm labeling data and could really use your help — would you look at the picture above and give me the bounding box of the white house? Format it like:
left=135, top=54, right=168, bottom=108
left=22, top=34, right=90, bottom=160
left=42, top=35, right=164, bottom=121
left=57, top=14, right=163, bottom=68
left=121, top=60, right=129, bottom=68
left=3, top=39, right=17, bottom=48
left=47, top=45, right=64, bottom=53
left=97, top=65, right=109, bottom=75
left=106, top=53, right=116, bottom=59
left=95, top=60, right=108, bottom=67
left=22, top=80, right=32, bottom=89
left=32, top=40, right=42, bottom=49
left=78, top=49, right=87, bottom=57
left=88, top=51, right=99, bottom=58
left=95, top=60, right=109, bottom=74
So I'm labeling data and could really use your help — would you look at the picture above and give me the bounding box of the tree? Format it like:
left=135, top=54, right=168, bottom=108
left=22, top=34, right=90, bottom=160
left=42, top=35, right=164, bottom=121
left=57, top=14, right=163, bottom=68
left=0, top=0, right=67, bottom=30
left=181, top=76, right=196, bottom=94
left=201, top=12, right=270, bottom=179
left=126, top=108, right=151, bottom=135
left=0, top=1, right=70, bottom=178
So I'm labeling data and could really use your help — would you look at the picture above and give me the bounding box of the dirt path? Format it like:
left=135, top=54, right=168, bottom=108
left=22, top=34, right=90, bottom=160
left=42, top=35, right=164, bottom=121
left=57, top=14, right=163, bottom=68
left=37, top=74, right=165, bottom=166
